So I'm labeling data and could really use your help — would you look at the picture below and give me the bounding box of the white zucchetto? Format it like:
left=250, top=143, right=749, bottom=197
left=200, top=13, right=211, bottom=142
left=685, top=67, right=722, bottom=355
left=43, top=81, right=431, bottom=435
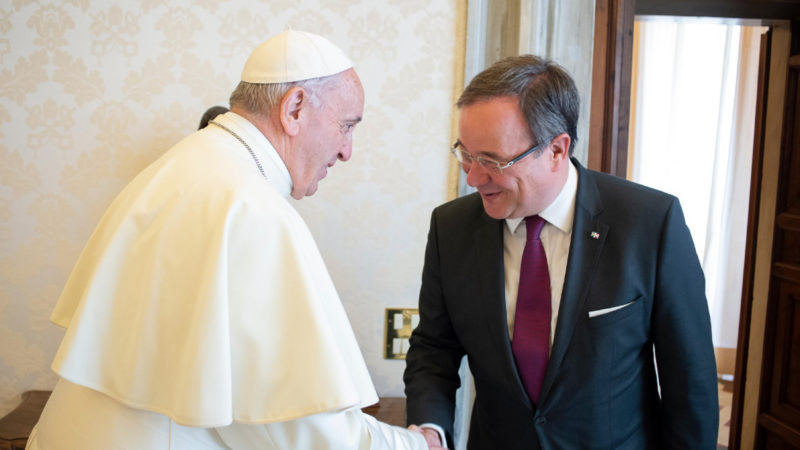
left=241, top=29, right=353, bottom=83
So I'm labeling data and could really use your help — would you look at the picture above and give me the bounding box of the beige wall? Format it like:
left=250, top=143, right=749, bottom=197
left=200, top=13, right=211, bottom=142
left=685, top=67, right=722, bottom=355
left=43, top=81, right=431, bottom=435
left=0, top=0, right=460, bottom=416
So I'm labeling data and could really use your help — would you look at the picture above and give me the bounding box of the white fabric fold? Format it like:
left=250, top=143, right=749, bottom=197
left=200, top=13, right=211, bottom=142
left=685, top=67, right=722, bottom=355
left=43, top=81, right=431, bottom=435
left=50, top=113, right=377, bottom=427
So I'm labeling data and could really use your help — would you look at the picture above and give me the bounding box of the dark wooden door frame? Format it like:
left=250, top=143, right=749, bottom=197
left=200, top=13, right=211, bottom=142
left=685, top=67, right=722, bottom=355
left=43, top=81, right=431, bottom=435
left=755, top=38, right=800, bottom=449
left=588, top=0, right=635, bottom=176
left=732, top=29, right=770, bottom=450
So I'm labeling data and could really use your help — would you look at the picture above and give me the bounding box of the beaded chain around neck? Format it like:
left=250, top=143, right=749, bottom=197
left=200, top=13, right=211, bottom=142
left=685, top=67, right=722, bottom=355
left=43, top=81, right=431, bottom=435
left=209, top=119, right=267, bottom=179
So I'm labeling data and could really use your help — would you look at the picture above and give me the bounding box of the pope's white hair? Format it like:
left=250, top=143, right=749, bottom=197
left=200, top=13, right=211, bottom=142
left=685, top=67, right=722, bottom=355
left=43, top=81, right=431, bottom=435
left=229, top=74, right=339, bottom=116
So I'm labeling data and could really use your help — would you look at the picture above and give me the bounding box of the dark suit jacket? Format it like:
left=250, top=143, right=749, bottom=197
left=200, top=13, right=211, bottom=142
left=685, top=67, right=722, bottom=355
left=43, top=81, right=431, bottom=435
left=404, top=159, right=718, bottom=449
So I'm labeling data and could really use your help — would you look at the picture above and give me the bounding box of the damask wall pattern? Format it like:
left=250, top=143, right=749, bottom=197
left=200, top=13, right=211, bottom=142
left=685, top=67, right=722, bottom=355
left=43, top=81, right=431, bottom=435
left=0, top=0, right=459, bottom=416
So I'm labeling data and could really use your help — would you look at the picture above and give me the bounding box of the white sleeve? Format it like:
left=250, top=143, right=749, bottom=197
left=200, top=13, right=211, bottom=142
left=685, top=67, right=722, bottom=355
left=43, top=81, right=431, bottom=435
left=361, top=411, right=428, bottom=450
left=215, top=408, right=428, bottom=450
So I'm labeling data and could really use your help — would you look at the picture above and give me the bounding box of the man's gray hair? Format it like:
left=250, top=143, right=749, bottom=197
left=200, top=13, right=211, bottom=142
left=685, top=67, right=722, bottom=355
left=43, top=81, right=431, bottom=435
left=229, top=75, right=336, bottom=116
left=457, top=55, right=579, bottom=156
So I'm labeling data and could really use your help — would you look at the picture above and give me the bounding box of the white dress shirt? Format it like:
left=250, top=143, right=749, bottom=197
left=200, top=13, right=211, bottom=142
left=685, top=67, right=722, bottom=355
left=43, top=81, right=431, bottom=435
left=504, top=159, right=578, bottom=345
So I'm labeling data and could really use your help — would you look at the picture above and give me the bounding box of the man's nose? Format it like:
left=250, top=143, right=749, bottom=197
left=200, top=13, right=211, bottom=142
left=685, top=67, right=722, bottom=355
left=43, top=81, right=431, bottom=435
left=465, top=163, right=490, bottom=187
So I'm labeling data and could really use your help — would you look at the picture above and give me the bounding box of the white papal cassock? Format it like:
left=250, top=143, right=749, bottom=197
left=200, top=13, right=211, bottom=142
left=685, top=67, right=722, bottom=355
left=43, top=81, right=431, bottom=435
left=27, top=112, right=425, bottom=450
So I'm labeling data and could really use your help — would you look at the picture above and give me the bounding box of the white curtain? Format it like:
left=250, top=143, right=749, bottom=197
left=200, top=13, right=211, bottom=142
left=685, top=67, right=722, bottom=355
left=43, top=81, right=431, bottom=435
left=629, top=20, right=765, bottom=350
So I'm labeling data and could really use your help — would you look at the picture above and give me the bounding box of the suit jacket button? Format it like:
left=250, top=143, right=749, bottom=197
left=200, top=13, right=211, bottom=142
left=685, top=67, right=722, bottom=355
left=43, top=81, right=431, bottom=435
left=535, top=417, right=546, bottom=425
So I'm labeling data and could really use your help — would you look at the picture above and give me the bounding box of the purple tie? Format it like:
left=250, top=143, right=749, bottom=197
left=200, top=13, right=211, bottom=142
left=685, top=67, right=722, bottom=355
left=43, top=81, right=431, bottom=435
left=512, top=215, right=551, bottom=405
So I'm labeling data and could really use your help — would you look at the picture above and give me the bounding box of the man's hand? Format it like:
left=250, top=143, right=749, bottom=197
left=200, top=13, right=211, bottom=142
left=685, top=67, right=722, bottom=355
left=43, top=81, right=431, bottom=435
left=408, top=425, right=445, bottom=449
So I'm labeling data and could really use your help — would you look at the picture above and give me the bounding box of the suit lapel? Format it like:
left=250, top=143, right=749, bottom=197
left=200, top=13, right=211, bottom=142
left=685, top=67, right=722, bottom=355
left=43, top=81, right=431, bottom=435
left=473, top=213, right=509, bottom=350
left=537, top=161, right=608, bottom=409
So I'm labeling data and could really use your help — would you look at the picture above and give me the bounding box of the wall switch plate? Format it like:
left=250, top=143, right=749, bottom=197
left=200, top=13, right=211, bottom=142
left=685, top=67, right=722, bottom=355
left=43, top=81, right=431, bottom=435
left=384, top=308, right=419, bottom=360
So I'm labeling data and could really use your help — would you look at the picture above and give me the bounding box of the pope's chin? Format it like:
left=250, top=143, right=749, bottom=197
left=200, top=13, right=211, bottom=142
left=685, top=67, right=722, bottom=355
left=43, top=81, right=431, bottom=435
left=292, top=182, right=317, bottom=199
left=293, top=176, right=325, bottom=199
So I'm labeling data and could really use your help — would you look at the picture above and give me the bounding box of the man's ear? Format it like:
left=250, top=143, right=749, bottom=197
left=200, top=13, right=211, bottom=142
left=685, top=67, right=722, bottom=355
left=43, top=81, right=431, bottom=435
left=279, top=87, right=307, bottom=137
left=549, top=133, right=571, bottom=162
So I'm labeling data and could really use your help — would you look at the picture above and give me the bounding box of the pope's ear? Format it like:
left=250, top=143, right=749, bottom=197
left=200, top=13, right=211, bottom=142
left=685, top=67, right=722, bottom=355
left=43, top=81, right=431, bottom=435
left=279, top=87, right=307, bottom=137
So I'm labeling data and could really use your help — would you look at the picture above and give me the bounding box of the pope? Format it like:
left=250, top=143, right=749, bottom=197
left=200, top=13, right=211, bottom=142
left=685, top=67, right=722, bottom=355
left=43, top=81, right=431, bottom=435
left=26, top=30, right=440, bottom=450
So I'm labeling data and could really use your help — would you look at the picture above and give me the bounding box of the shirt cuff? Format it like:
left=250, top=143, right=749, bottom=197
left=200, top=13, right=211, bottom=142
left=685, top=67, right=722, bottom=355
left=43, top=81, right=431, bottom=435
left=419, top=423, right=448, bottom=448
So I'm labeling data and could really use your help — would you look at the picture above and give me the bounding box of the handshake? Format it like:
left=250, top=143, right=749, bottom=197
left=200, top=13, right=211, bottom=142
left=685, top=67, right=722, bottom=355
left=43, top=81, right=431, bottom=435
left=408, top=424, right=447, bottom=450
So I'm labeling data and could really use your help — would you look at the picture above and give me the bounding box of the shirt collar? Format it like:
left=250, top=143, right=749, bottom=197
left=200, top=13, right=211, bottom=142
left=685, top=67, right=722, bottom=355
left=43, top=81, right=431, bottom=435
left=505, top=159, right=578, bottom=234
left=213, top=111, right=294, bottom=198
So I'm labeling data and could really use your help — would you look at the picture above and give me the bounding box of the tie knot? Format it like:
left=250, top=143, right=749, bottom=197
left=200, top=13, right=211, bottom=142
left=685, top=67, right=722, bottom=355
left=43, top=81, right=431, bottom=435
left=525, top=215, right=546, bottom=241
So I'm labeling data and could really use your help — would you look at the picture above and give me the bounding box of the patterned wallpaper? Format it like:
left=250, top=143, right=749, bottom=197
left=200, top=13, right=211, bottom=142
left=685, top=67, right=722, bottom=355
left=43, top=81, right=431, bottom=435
left=0, top=0, right=459, bottom=416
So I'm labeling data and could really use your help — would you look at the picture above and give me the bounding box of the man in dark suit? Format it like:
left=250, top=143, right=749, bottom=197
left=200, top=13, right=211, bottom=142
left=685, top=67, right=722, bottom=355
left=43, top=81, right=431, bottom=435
left=404, top=55, right=718, bottom=449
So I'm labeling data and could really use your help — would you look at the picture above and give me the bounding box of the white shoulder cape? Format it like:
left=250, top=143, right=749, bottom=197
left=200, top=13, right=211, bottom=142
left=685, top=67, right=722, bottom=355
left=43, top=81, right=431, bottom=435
left=50, top=120, right=378, bottom=427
